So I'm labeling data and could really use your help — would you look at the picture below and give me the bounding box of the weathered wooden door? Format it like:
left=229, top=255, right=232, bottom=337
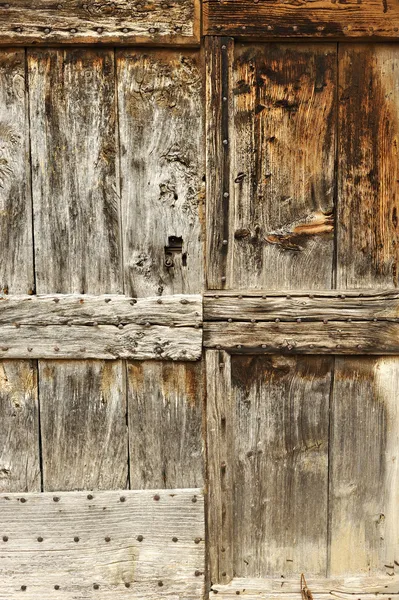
left=0, top=2, right=398, bottom=599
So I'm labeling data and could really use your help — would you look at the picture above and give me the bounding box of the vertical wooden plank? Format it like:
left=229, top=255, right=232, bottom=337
left=337, top=45, right=399, bottom=289
left=28, top=48, right=127, bottom=492
left=128, top=361, right=204, bottom=490
left=0, top=361, right=40, bottom=492
left=117, top=48, right=204, bottom=298
left=329, top=357, right=399, bottom=576
left=227, top=43, right=336, bottom=290
left=205, top=36, right=234, bottom=290
left=230, top=355, right=331, bottom=578
left=0, top=49, right=34, bottom=295
left=29, top=48, right=121, bottom=295
left=39, top=361, right=127, bottom=492
left=206, top=349, right=234, bottom=585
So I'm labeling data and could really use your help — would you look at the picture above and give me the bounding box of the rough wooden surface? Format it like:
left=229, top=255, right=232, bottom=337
left=0, top=323, right=202, bottom=360
left=0, top=361, right=40, bottom=492
left=205, top=37, right=234, bottom=289
left=0, top=0, right=200, bottom=46
left=337, top=45, right=399, bottom=289
left=29, top=48, right=121, bottom=295
left=212, top=575, right=399, bottom=597
left=207, top=352, right=331, bottom=582
left=0, top=294, right=202, bottom=327
left=204, top=291, right=399, bottom=321
left=207, top=42, right=336, bottom=290
left=203, top=0, right=399, bottom=39
left=0, top=49, right=33, bottom=295
left=128, top=361, right=204, bottom=489
left=39, top=361, right=128, bottom=492
left=329, top=357, right=399, bottom=576
left=206, top=350, right=234, bottom=584
left=117, top=49, right=204, bottom=297
left=204, top=321, right=399, bottom=354
left=0, top=488, right=205, bottom=599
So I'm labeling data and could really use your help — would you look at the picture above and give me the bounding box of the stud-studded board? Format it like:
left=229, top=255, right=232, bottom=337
left=0, top=489, right=204, bottom=599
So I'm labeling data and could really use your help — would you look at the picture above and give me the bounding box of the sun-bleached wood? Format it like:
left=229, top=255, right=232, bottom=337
left=0, top=294, right=202, bottom=326
left=204, top=321, right=399, bottom=354
left=0, top=488, right=205, bottom=599
left=128, top=361, right=204, bottom=489
left=204, top=0, right=399, bottom=39
left=117, top=49, right=204, bottom=297
left=0, top=0, right=200, bottom=46
left=0, top=361, right=40, bottom=492
left=211, top=575, right=399, bottom=597
left=39, top=361, right=128, bottom=492
left=0, top=323, right=202, bottom=360
left=204, top=291, right=399, bottom=321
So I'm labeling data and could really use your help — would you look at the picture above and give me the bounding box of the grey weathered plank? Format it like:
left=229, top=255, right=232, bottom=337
left=212, top=575, right=399, bottom=598
left=0, top=49, right=34, bottom=295
left=211, top=43, right=336, bottom=291
left=204, top=0, right=399, bottom=39
left=29, top=48, right=121, bottom=295
left=230, top=355, right=330, bottom=578
left=0, top=488, right=205, bottom=599
left=128, top=361, right=204, bottom=489
left=329, top=357, right=399, bottom=576
left=204, top=291, right=399, bottom=322
left=205, top=36, right=234, bottom=289
left=39, top=361, right=128, bottom=492
left=0, top=361, right=40, bottom=492
left=206, top=350, right=234, bottom=584
left=0, top=294, right=202, bottom=327
left=204, top=321, right=399, bottom=354
left=0, top=0, right=200, bottom=46
left=0, top=323, right=202, bottom=360
left=337, top=45, right=399, bottom=289
left=117, top=48, right=204, bottom=298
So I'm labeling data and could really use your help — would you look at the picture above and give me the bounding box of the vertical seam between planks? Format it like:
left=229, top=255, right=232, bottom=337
left=221, top=38, right=230, bottom=290
left=35, top=359, right=44, bottom=492
left=25, top=48, right=37, bottom=295
left=326, top=355, right=335, bottom=577
left=332, top=42, right=339, bottom=290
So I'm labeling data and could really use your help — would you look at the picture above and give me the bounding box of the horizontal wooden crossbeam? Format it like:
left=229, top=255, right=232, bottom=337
left=0, top=0, right=200, bottom=46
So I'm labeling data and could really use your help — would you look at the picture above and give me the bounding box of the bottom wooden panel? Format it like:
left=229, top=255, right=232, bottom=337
left=0, top=489, right=205, bottom=599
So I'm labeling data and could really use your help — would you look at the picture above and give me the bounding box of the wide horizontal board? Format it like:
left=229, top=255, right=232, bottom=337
left=0, top=488, right=205, bottom=599
left=0, top=294, right=202, bottom=327
left=0, top=0, right=199, bottom=45
left=0, top=324, right=202, bottom=360
left=211, top=576, right=399, bottom=598
left=204, top=321, right=399, bottom=354
left=203, top=0, right=399, bottom=39
left=204, top=291, right=399, bottom=321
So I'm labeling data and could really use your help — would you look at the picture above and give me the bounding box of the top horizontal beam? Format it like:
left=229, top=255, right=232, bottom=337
left=203, top=0, right=399, bottom=40
left=0, top=0, right=200, bottom=46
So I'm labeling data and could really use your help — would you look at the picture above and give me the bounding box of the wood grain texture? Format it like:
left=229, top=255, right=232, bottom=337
left=117, top=49, right=204, bottom=298
left=29, top=48, right=121, bottom=295
left=39, top=361, right=127, bottom=492
left=212, top=575, right=399, bottom=598
left=0, top=294, right=202, bottom=327
left=205, top=37, right=234, bottom=289
left=0, top=0, right=200, bottom=46
left=128, top=361, right=204, bottom=489
left=203, top=0, right=399, bottom=39
left=206, top=350, right=234, bottom=584
left=204, top=291, right=399, bottom=321
left=0, top=488, right=205, bottom=599
left=329, top=358, right=399, bottom=576
left=0, top=323, right=202, bottom=360
left=208, top=43, right=336, bottom=290
left=204, top=321, right=399, bottom=354
left=0, top=49, right=33, bottom=295
left=337, top=45, right=399, bottom=289
left=0, top=361, right=40, bottom=492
